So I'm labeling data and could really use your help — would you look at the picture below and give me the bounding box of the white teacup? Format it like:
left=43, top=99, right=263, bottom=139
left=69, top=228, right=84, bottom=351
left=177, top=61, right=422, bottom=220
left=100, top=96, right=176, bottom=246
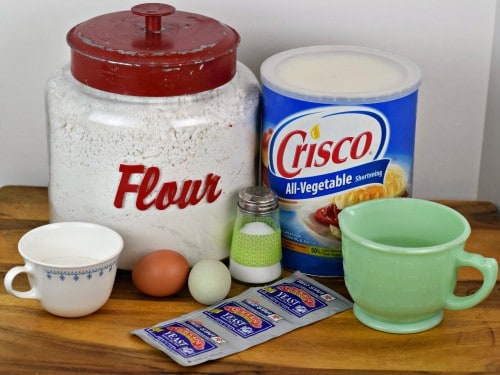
left=4, top=222, right=123, bottom=318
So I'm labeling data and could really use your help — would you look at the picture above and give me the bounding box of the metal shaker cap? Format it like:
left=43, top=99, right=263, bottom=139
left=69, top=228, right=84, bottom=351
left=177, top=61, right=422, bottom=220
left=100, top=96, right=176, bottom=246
left=238, top=186, right=279, bottom=214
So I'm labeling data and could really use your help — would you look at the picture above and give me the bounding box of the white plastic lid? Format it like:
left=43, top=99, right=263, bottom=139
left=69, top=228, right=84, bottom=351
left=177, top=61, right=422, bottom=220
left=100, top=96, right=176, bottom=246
left=260, top=45, right=422, bottom=104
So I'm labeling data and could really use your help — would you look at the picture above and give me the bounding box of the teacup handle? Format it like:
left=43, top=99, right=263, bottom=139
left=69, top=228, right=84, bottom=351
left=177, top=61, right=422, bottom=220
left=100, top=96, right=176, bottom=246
left=3, top=265, right=39, bottom=299
left=445, top=251, right=498, bottom=310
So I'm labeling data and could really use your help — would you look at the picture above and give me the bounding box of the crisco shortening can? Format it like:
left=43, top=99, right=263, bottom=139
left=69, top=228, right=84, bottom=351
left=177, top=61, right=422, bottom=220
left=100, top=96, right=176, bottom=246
left=260, top=45, right=422, bottom=276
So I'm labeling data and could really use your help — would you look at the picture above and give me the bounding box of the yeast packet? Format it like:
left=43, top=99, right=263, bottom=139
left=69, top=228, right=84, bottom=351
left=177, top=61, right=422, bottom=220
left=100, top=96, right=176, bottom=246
left=132, top=271, right=352, bottom=366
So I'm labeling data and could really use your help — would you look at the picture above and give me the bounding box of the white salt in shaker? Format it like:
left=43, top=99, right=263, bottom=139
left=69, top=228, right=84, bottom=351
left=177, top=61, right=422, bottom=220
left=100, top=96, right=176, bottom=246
left=230, top=186, right=282, bottom=284
left=45, top=3, right=260, bottom=269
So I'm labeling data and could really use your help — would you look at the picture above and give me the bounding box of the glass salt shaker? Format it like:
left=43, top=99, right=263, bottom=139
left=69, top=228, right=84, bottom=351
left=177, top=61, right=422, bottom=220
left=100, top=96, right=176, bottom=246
left=230, top=186, right=282, bottom=284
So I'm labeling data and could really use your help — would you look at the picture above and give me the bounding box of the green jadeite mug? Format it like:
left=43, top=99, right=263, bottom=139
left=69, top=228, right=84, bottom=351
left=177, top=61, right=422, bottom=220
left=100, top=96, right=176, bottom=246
left=338, top=198, right=498, bottom=334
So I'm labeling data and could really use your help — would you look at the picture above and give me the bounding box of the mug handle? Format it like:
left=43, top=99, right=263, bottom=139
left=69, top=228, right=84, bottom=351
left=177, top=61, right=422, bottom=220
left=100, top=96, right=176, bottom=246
left=3, top=265, right=39, bottom=299
left=445, top=251, right=498, bottom=310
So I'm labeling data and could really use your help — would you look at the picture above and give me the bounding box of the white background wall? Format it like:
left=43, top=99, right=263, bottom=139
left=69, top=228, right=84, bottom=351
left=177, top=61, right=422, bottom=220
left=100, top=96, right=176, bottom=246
left=479, top=1, right=500, bottom=207
left=1, top=0, right=499, bottom=206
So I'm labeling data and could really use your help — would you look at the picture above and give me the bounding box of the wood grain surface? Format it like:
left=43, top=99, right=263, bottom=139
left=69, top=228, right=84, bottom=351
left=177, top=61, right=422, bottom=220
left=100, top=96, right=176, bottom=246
left=0, top=186, right=499, bottom=374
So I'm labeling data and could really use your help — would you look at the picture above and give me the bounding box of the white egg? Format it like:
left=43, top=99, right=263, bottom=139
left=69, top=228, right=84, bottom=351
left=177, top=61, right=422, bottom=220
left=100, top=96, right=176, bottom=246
left=188, top=259, right=232, bottom=305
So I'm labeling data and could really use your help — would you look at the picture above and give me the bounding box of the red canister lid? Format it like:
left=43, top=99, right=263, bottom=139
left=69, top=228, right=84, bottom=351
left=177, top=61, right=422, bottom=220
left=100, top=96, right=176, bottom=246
left=67, top=3, right=240, bottom=96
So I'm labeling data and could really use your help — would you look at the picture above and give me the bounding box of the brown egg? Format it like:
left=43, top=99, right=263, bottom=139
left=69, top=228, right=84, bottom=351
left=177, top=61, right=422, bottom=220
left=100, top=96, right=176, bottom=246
left=132, top=249, right=190, bottom=297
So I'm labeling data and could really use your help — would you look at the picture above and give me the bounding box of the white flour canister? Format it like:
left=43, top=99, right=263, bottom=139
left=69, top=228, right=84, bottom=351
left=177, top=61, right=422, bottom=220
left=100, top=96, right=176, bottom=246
left=46, top=3, right=260, bottom=269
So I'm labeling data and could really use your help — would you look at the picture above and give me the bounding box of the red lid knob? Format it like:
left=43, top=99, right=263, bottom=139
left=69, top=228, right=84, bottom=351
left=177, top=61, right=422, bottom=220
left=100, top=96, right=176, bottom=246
left=131, top=3, right=175, bottom=33
left=67, top=3, right=240, bottom=96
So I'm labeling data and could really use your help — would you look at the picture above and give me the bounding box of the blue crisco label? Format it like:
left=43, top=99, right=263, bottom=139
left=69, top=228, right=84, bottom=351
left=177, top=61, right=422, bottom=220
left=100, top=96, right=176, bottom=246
left=261, top=86, right=418, bottom=276
left=267, top=106, right=390, bottom=200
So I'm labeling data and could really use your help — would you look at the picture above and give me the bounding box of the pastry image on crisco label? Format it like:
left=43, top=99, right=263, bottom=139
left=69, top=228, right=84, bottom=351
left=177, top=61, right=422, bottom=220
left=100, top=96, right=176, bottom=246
left=313, top=164, right=408, bottom=240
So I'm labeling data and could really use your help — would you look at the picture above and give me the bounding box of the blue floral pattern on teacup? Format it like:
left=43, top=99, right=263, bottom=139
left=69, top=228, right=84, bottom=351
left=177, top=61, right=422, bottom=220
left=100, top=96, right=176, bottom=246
left=44, top=261, right=117, bottom=282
